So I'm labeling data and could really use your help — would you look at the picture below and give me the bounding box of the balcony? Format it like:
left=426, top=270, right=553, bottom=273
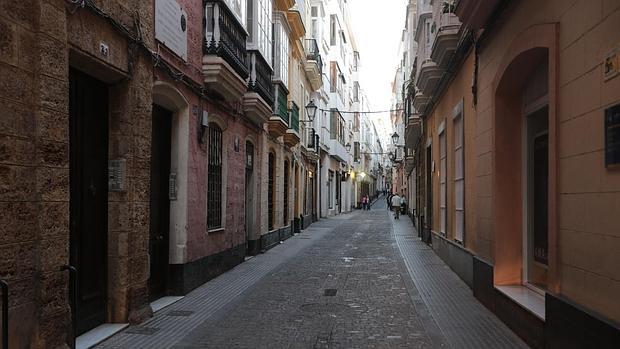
left=284, top=101, right=301, bottom=147
left=455, top=0, right=500, bottom=30
left=329, top=139, right=349, bottom=163
left=430, top=13, right=461, bottom=69
left=404, top=152, right=415, bottom=173
left=412, top=91, right=430, bottom=113
left=247, top=51, right=274, bottom=105
left=304, top=39, right=323, bottom=91
left=268, top=83, right=289, bottom=137
left=203, top=1, right=248, bottom=101
left=287, top=7, right=306, bottom=40
left=301, top=129, right=319, bottom=162
left=274, top=0, right=295, bottom=11
left=405, top=114, right=422, bottom=149
left=416, top=59, right=444, bottom=96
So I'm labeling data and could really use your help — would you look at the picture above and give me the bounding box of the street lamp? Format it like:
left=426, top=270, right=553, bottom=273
left=391, top=132, right=400, bottom=145
left=304, top=100, right=318, bottom=123
left=345, top=143, right=351, bottom=152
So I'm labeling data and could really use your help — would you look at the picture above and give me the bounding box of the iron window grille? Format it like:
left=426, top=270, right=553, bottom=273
left=268, top=152, right=275, bottom=230
left=207, top=125, right=223, bottom=229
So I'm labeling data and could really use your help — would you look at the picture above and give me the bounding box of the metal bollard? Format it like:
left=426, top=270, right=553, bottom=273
left=0, top=279, right=8, bottom=349
left=60, top=265, right=77, bottom=349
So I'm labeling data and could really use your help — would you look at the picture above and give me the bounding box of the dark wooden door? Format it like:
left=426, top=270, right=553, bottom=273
left=69, top=68, right=109, bottom=335
left=149, top=105, right=172, bottom=301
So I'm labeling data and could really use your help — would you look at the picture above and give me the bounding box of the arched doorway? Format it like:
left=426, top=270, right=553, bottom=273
left=150, top=82, right=189, bottom=300
left=493, top=29, right=558, bottom=292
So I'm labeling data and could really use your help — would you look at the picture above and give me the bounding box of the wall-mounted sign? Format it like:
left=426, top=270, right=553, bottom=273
left=604, top=47, right=619, bottom=81
left=155, top=0, right=188, bottom=61
left=605, top=103, right=620, bottom=167
left=108, top=159, right=126, bottom=192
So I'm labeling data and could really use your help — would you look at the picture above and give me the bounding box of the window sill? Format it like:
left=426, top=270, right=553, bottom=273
left=208, top=228, right=225, bottom=234
left=495, top=285, right=546, bottom=321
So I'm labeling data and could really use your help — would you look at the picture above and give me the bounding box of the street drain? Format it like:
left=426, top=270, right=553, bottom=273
left=165, top=310, right=194, bottom=317
left=324, top=288, right=337, bottom=296
left=124, top=326, right=160, bottom=335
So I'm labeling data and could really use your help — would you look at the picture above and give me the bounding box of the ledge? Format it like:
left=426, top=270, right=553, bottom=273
left=496, top=285, right=546, bottom=321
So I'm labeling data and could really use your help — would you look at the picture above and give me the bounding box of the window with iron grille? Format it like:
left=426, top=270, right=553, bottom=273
left=283, top=160, right=289, bottom=225
left=207, top=125, right=223, bottom=229
left=268, top=152, right=275, bottom=230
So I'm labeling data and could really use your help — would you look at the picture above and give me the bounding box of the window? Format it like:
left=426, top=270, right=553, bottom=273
left=246, top=0, right=272, bottom=61
left=207, top=125, right=223, bottom=229
left=268, top=152, right=275, bottom=230
left=354, top=142, right=360, bottom=162
left=223, top=0, right=246, bottom=28
left=439, top=126, right=447, bottom=236
left=328, top=170, right=334, bottom=209
left=330, top=15, right=337, bottom=46
left=311, top=6, right=319, bottom=39
left=283, top=160, right=289, bottom=224
left=454, top=113, right=464, bottom=242
left=353, top=82, right=359, bottom=102
left=273, top=19, right=289, bottom=87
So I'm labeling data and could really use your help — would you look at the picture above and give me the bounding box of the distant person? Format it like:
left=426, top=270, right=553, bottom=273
left=391, top=193, right=402, bottom=219
left=361, top=196, right=368, bottom=210
left=400, top=194, right=407, bottom=216
left=365, top=195, right=371, bottom=210
left=387, top=192, right=393, bottom=211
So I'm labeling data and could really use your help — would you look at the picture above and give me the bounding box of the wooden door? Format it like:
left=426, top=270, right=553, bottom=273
left=148, top=105, right=172, bottom=301
left=69, top=68, right=109, bottom=335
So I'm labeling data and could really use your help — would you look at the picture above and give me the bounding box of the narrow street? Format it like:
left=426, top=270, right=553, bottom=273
left=97, top=198, right=525, bottom=349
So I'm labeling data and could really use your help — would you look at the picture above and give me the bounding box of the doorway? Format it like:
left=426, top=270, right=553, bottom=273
left=245, top=141, right=254, bottom=253
left=148, top=105, right=172, bottom=301
left=69, top=68, right=109, bottom=335
left=425, top=144, right=433, bottom=242
left=524, top=106, right=549, bottom=290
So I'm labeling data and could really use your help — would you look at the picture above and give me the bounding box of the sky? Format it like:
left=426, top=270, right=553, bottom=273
left=349, top=0, right=408, bottom=144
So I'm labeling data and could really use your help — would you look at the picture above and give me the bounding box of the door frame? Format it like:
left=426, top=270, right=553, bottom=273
left=152, top=82, right=189, bottom=266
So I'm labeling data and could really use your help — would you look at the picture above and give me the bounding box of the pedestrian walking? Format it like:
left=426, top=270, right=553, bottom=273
left=387, top=193, right=393, bottom=211
left=361, top=196, right=368, bottom=210
left=391, top=193, right=402, bottom=219
left=365, top=195, right=371, bottom=210
left=400, top=194, right=407, bottom=216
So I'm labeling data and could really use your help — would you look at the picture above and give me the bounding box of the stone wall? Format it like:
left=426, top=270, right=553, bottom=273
left=0, top=0, right=155, bottom=346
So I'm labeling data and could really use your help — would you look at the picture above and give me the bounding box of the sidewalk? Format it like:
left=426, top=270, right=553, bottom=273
left=390, top=212, right=528, bottom=348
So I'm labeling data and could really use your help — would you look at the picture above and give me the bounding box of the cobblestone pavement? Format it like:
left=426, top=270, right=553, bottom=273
left=98, top=198, right=527, bottom=349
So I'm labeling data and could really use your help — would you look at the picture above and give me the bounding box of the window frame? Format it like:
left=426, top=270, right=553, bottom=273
left=207, top=124, right=224, bottom=230
left=453, top=102, right=464, bottom=243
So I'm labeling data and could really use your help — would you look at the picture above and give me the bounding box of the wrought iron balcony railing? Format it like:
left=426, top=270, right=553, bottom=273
left=304, top=39, right=323, bottom=75
left=249, top=52, right=275, bottom=105
left=204, top=1, right=249, bottom=79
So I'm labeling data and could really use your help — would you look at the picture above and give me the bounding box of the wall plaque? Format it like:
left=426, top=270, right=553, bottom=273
left=605, top=103, right=620, bottom=167
left=155, top=0, right=188, bottom=61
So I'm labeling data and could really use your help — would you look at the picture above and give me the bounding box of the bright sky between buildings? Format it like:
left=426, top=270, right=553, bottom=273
left=349, top=0, right=408, bottom=144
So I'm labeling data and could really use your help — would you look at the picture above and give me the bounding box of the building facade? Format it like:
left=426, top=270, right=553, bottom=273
left=403, top=0, right=620, bottom=347
left=0, top=0, right=360, bottom=347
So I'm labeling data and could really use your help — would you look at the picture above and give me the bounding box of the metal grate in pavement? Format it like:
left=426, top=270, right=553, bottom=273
left=392, top=218, right=528, bottom=349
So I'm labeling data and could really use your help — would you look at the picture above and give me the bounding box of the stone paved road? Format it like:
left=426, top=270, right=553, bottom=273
left=98, top=197, right=527, bottom=349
